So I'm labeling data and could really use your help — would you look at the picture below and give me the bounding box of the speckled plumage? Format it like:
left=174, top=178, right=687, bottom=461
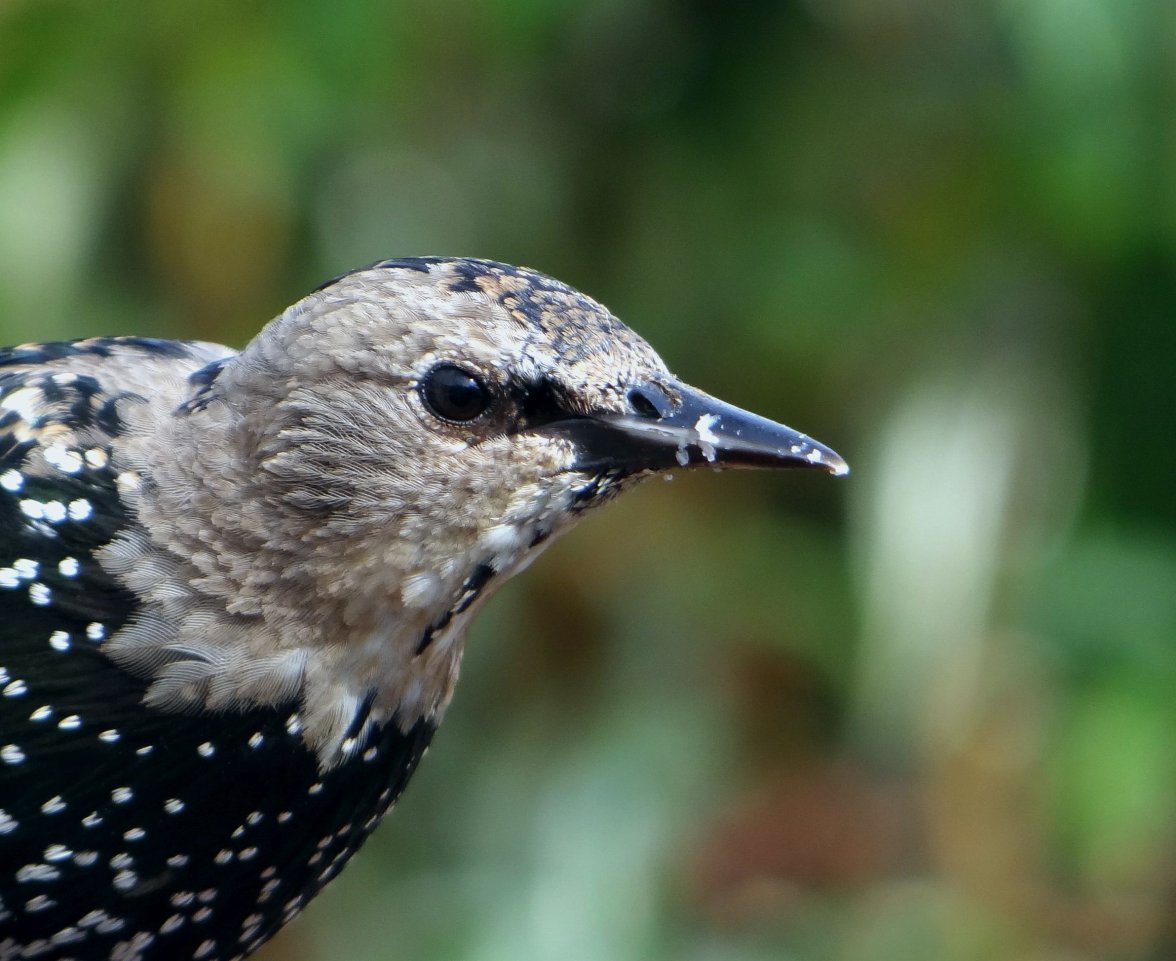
left=0, top=258, right=845, bottom=960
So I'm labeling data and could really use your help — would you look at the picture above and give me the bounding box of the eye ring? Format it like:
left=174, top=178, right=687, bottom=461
left=420, top=363, right=493, bottom=423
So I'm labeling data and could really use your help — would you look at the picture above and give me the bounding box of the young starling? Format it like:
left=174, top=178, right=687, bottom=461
left=0, top=257, right=846, bottom=960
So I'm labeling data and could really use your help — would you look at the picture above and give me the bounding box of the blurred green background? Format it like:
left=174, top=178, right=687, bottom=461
left=2, top=1, right=1175, bottom=959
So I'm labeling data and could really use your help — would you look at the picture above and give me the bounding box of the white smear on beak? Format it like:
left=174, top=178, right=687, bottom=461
left=693, top=414, right=720, bottom=463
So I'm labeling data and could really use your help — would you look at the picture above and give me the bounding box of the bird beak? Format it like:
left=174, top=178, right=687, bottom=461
left=558, top=382, right=849, bottom=477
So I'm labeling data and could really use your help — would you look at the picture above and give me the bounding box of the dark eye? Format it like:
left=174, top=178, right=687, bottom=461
left=420, top=364, right=492, bottom=422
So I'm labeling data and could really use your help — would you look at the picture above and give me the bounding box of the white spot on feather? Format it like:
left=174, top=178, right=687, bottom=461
left=16, top=863, right=60, bottom=883
left=43, top=500, right=67, bottom=523
left=1, top=386, right=43, bottom=420
left=112, top=869, right=138, bottom=891
left=42, top=444, right=83, bottom=474
left=2, top=744, right=26, bottom=764
left=116, top=471, right=141, bottom=493
left=41, top=795, right=66, bottom=814
left=479, top=523, right=522, bottom=555
left=68, top=498, right=93, bottom=521
left=400, top=570, right=442, bottom=608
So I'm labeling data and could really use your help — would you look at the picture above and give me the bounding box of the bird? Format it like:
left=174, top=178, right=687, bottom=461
left=0, top=256, right=846, bottom=961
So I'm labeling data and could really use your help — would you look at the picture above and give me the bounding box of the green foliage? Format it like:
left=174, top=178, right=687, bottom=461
left=1, top=2, right=1173, bottom=958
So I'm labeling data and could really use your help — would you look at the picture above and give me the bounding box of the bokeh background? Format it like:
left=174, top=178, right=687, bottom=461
left=2, top=1, right=1175, bottom=959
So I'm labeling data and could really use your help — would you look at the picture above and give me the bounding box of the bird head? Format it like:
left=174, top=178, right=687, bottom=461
left=113, top=257, right=846, bottom=754
left=223, top=257, right=846, bottom=571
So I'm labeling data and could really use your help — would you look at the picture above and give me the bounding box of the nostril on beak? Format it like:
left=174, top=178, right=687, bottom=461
left=626, top=384, right=673, bottom=419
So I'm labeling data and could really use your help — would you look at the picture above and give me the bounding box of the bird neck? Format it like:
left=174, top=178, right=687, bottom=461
left=98, top=400, right=481, bottom=768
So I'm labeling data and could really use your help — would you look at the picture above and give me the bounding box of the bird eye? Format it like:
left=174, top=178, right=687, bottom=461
left=420, top=364, right=492, bottom=422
